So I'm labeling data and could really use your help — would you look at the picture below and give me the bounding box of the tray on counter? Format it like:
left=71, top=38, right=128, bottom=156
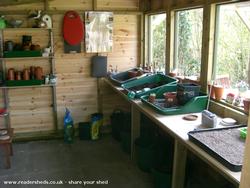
left=3, top=50, right=42, bottom=58
left=121, top=73, right=178, bottom=99
left=5, top=80, right=44, bottom=86
left=141, top=85, right=207, bottom=115
left=109, top=68, right=149, bottom=86
left=188, top=125, right=246, bottom=172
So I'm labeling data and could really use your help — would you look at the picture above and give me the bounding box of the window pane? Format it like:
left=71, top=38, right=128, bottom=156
left=149, top=13, right=166, bottom=72
left=214, top=2, right=250, bottom=98
left=174, top=8, right=203, bottom=80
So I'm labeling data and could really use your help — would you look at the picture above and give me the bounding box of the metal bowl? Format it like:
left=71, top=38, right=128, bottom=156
left=8, top=19, right=23, bottom=28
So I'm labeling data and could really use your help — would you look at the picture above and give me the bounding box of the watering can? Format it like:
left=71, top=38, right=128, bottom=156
left=0, top=16, right=6, bottom=29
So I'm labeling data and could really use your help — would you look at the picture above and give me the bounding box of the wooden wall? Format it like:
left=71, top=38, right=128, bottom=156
left=0, top=0, right=141, bottom=135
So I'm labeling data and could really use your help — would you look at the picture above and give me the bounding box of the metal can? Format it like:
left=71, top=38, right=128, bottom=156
left=45, top=75, right=49, bottom=84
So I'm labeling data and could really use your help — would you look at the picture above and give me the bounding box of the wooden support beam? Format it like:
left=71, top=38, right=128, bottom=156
left=140, top=13, right=144, bottom=67
left=93, top=0, right=97, bottom=11
left=171, top=140, right=187, bottom=188
left=239, top=114, right=250, bottom=188
left=0, top=10, right=143, bottom=15
left=131, top=104, right=140, bottom=161
left=165, top=10, right=175, bottom=74
left=44, top=0, right=49, bottom=11
left=139, top=0, right=150, bottom=12
left=200, top=3, right=216, bottom=92
left=97, top=78, right=103, bottom=114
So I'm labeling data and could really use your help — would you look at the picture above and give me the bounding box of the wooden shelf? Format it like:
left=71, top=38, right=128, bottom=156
left=0, top=28, right=52, bottom=31
left=0, top=18, right=58, bottom=131
left=0, top=84, right=56, bottom=89
left=0, top=56, right=53, bottom=60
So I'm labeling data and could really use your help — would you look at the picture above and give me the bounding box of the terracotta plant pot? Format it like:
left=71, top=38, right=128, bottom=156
left=30, top=66, right=35, bottom=80
left=148, top=93, right=156, bottom=103
left=207, top=84, right=215, bottom=99
left=168, top=72, right=176, bottom=77
left=163, top=92, right=177, bottom=107
left=7, top=68, right=15, bottom=80
left=35, top=66, right=43, bottom=80
left=137, top=70, right=143, bottom=76
left=23, top=69, right=30, bottom=80
left=15, top=71, right=22, bottom=80
left=213, top=85, right=224, bottom=101
left=243, top=98, right=250, bottom=113
left=128, top=70, right=138, bottom=78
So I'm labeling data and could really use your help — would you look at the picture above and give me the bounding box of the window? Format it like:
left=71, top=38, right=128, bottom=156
left=148, top=13, right=166, bottom=72
left=174, top=8, right=203, bottom=80
left=213, top=2, right=250, bottom=99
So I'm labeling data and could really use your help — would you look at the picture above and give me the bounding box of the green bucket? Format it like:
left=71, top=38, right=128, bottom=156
left=135, top=137, right=156, bottom=172
left=152, top=167, right=172, bottom=188
left=120, top=131, right=131, bottom=154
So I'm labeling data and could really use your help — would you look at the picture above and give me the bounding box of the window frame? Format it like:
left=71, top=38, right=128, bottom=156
left=145, top=11, right=167, bottom=73
left=173, top=6, right=205, bottom=80
left=211, top=1, right=250, bottom=113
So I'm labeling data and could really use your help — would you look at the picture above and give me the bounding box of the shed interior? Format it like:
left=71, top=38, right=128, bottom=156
left=0, top=0, right=249, bottom=188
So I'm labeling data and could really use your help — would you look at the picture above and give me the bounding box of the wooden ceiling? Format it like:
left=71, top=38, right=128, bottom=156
left=0, top=0, right=48, bottom=6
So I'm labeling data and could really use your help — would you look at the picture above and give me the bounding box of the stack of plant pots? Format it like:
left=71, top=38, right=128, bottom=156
left=110, top=109, right=132, bottom=154
left=135, top=115, right=174, bottom=188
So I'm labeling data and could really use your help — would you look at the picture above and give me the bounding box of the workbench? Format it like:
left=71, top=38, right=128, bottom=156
left=103, top=78, right=241, bottom=188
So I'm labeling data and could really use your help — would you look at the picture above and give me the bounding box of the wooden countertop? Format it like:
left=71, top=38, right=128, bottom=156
left=134, top=101, right=241, bottom=184
left=103, top=78, right=241, bottom=185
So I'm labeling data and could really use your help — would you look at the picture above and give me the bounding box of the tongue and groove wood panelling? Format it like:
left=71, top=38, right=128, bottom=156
left=0, top=0, right=141, bottom=134
left=0, top=2, right=44, bottom=12
left=48, top=0, right=92, bottom=11
left=100, top=14, right=141, bottom=126
left=96, top=0, right=140, bottom=11
left=8, top=87, right=54, bottom=133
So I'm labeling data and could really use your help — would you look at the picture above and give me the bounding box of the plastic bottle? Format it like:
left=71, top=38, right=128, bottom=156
left=91, top=113, right=103, bottom=140
left=64, top=108, right=74, bottom=143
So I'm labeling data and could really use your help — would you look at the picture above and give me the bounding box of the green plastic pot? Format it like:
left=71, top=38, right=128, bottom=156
left=120, top=131, right=131, bottom=154
left=152, top=167, right=172, bottom=188
left=135, top=137, right=156, bottom=172
left=0, top=17, right=6, bottom=29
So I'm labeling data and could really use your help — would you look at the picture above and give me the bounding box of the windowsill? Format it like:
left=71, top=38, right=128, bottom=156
left=173, top=76, right=201, bottom=85
left=211, top=98, right=248, bottom=115
left=168, top=76, right=248, bottom=116
left=209, top=99, right=248, bottom=125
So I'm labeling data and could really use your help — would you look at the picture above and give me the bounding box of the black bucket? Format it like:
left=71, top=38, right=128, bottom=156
left=120, top=131, right=131, bottom=154
left=135, top=137, right=156, bottom=172
left=110, top=110, right=124, bottom=141
left=152, top=166, right=172, bottom=188
left=79, top=122, right=91, bottom=140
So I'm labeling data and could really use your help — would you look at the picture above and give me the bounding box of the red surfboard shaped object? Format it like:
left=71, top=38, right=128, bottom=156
left=63, top=11, right=84, bottom=45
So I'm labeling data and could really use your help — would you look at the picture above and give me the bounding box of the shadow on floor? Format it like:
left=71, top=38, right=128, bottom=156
left=0, top=135, right=154, bottom=188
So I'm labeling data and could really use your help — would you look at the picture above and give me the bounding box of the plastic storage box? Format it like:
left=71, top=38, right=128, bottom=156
left=141, top=85, right=208, bottom=115
left=121, top=73, right=178, bottom=99
left=240, top=127, right=247, bottom=140
left=177, top=83, right=201, bottom=105
left=109, top=68, right=147, bottom=86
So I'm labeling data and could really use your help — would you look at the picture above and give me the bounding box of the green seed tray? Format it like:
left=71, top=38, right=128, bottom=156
left=141, top=85, right=208, bottom=115
left=3, top=50, right=42, bottom=58
left=5, top=80, right=44, bottom=86
left=121, top=73, right=178, bottom=99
